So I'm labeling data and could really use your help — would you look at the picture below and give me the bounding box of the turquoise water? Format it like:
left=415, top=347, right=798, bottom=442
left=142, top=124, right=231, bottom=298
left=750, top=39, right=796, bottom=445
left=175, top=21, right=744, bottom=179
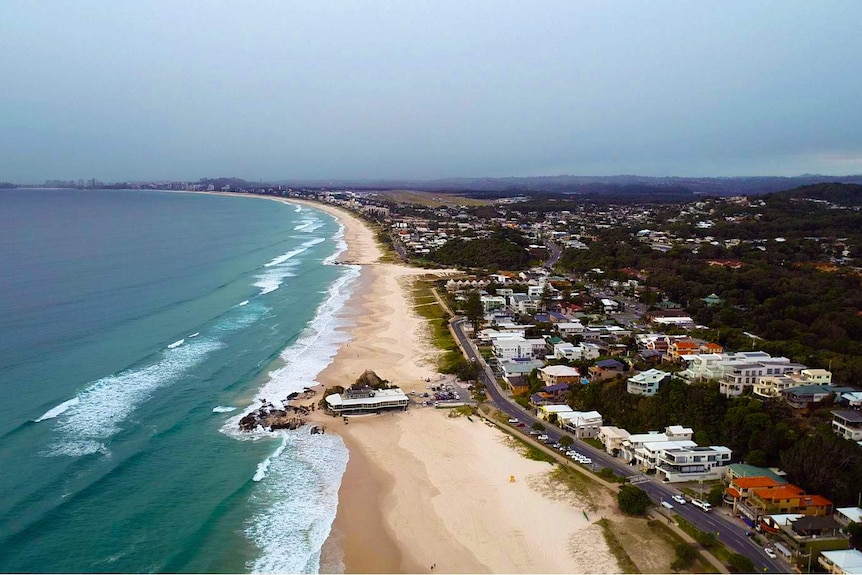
left=0, top=189, right=354, bottom=573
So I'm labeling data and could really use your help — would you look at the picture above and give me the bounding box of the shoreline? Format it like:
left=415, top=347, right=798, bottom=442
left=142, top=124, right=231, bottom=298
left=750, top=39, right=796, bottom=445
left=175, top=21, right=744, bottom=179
left=212, top=192, right=622, bottom=573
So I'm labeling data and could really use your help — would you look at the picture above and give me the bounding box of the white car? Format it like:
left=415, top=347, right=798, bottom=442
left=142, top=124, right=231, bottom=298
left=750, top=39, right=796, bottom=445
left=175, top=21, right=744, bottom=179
left=672, top=495, right=687, bottom=505
left=765, top=548, right=777, bottom=559
left=579, top=457, right=592, bottom=464
left=537, top=434, right=549, bottom=441
left=508, top=418, right=519, bottom=424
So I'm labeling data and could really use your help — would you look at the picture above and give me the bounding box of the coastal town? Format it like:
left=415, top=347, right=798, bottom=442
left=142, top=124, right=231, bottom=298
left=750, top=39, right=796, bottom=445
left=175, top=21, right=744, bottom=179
left=274, top=183, right=862, bottom=575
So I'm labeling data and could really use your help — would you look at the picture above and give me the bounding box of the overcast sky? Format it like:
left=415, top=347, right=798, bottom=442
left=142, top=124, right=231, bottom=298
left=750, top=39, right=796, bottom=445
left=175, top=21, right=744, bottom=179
left=1, top=1, right=861, bottom=183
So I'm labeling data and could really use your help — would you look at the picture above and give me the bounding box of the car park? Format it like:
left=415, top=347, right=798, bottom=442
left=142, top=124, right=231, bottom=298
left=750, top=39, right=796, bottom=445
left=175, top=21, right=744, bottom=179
left=672, top=495, right=686, bottom=505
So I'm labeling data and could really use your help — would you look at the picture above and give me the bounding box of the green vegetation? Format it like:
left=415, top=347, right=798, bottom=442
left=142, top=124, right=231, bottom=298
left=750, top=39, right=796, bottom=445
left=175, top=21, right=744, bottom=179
left=596, top=518, right=641, bottom=574
left=597, top=467, right=626, bottom=483
left=501, top=432, right=555, bottom=464
left=671, top=542, right=698, bottom=571
left=584, top=437, right=604, bottom=450
left=727, top=553, right=754, bottom=574
left=559, top=435, right=574, bottom=448
left=617, top=484, right=652, bottom=515
left=429, top=228, right=532, bottom=270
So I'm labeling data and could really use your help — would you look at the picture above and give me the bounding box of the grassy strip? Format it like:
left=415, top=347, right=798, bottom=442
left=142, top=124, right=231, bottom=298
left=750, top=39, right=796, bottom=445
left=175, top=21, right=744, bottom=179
left=584, top=437, right=604, bottom=450
left=596, top=519, right=641, bottom=574
left=412, top=280, right=464, bottom=372
left=647, top=520, right=719, bottom=574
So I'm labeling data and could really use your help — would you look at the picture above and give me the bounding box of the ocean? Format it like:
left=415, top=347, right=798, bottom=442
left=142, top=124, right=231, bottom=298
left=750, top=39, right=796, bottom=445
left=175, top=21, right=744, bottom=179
left=0, top=189, right=357, bottom=573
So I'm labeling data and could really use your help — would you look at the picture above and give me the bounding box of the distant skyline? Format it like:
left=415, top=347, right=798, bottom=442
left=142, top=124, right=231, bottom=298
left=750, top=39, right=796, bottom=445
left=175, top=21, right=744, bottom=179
left=2, top=1, right=861, bottom=183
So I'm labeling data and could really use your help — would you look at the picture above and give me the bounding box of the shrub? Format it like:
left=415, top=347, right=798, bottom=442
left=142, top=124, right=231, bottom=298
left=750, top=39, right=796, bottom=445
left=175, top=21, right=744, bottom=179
left=617, top=484, right=652, bottom=515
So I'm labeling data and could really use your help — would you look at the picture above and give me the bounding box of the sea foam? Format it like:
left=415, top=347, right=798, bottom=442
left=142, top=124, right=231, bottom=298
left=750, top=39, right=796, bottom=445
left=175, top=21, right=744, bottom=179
left=246, top=431, right=349, bottom=574
left=47, top=338, right=224, bottom=457
left=212, top=406, right=237, bottom=413
left=254, top=237, right=325, bottom=295
left=34, top=397, right=81, bottom=422
left=167, top=339, right=184, bottom=349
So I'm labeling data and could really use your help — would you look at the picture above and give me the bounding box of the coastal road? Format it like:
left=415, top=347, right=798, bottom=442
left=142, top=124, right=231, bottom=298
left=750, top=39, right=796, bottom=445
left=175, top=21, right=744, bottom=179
left=449, top=316, right=785, bottom=573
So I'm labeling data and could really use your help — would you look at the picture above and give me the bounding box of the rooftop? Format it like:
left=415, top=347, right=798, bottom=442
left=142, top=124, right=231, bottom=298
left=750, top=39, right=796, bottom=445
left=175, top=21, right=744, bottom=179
left=833, top=409, right=862, bottom=423
left=821, top=549, right=862, bottom=574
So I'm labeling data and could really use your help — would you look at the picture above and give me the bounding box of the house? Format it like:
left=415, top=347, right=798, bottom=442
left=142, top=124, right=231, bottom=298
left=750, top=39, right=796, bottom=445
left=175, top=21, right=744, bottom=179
left=589, top=359, right=625, bottom=381
left=499, top=359, right=545, bottom=379
left=725, top=463, right=788, bottom=485
left=755, top=369, right=834, bottom=399
left=664, top=339, right=701, bottom=363
left=654, top=444, right=732, bottom=483
left=832, top=410, right=862, bottom=442
left=598, top=426, right=631, bottom=455
left=538, top=365, right=580, bottom=386
left=537, top=404, right=573, bottom=421
left=506, top=375, right=530, bottom=396
left=552, top=342, right=579, bottom=360
left=556, top=321, right=585, bottom=337
left=480, top=295, right=507, bottom=312
left=834, top=507, right=862, bottom=527
left=725, top=476, right=781, bottom=519
left=324, top=387, right=409, bottom=414
left=743, top=484, right=834, bottom=524
left=637, top=349, right=664, bottom=364
left=558, top=410, right=603, bottom=438
left=600, top=298, right=620, bottom=313
left=819, top=549, right=862, bottom=575
left=539, top=383, right=570, bottom=402
left=627, top=369, right=670, bottom=396
left=777, top=516, right=850, bottom=573
left=781, top=384, right=835, bottom=409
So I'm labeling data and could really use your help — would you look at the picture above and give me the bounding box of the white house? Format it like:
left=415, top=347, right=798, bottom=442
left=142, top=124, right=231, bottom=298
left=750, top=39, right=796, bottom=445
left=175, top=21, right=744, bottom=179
left=598, top=426, right=631, bottom=455
left=627, top=369, right=670, bottom=396
left=537, top=404, right=573, bottom=421
left=558, top=410, right=603, bottom=438
left=480, top=295, right=507, bottom=313
left=654, top=443, right=733, bottom=483
left=557, top=321, right=585, bottom=337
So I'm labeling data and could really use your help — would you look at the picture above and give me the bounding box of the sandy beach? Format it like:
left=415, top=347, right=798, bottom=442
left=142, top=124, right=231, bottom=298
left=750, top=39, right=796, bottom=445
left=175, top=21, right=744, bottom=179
left=282, top=198, right=621, bottom=574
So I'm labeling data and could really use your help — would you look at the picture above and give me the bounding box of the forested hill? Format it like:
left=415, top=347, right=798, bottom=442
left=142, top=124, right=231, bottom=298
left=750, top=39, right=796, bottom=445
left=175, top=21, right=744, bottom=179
left=768, top=182, right=862, bottom=206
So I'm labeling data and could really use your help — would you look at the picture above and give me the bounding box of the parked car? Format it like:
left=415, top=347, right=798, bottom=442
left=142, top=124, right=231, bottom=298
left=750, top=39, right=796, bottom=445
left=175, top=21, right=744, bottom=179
left=765, top=548, right=777, bottom=559
left=580, top=457, right=592, bottom=464
left=508, top=418, right=519, bottom=424
left=529, top=430, right=541, bottom=436
left=537, top=434, right=549, bottom=441
left=672, top=495, right=686, bottom=505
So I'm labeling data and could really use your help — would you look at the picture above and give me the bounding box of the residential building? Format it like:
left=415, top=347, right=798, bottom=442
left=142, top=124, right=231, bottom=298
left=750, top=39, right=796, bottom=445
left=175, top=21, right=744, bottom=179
left=781, top=384, right=835, bottom=409
left=654, top=444, right=732, bottom=483
left=538, top=365, right=580, bottom=386
left=832, top=410, right=862, bottom=442
left=819, top=549, right=862, bottom=575
left=558, top=410, right=603, bottom=438
left=556, top=321, right=585, bottom=337
left=834, top=507, right=862, bottom=527
left=480, top=295, right=506, bottom=312
left=743, top=484, right=834, bottom=524
left=506, top=375, right=530, bottom=396
left=589, top=359, right=626, bottom=381
left=499, top=359, right=545, bottom=379
left=724, top=476, right=781, bottom=519
left=598, top=426, right=631, bottom=455
left=754, top=369, right=834, bottom=398
left=777, top=516, right=850, bottom=573
left=537, top=404, right=573, bottom=421
left=539, top=383, right=570, bottom=402
left=627, top=368, right=670, bottom=396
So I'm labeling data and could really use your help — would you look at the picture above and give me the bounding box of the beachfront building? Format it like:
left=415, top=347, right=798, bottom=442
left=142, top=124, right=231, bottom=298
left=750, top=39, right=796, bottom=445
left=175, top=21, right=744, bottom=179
left=819, top=549, right=862, bottom=575
left=653, top=444, right=732, bottom=483
left=679, top=351, right=806, bottom=396
left=557, top=410, right=603, bottom=439
left=598, top=426, right=631, bottom=455
left=627, top=368, right=670, bottom=396
left=777, top=516, right=850, bottom=573
left=537, top=404, right=573, bottom=421
left=324, top=387, right=409, bottom=415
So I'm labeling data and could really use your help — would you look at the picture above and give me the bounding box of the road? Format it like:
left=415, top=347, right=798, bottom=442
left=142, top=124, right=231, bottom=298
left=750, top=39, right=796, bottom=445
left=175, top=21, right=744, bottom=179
left=450, top=316, right=785, bottom=573
left=543, top=239, right=562, bottom=269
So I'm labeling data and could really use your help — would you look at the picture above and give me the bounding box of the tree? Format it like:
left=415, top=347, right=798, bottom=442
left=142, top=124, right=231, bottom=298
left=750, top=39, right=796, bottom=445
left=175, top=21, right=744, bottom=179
left=727, top=553, right=754, bottom=574
left=617, top=484, right=652, bottom=515
left=541, top=283, right=554, bottom=311
left=559, top=435, right=574, bottom=448
left=707, top=484, right=725, bottom=507
left=671, top=543, right=698, bottom=570
left=532, top=422, right=545, bottom=432
left=464, top=291, right=483, bottom=334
